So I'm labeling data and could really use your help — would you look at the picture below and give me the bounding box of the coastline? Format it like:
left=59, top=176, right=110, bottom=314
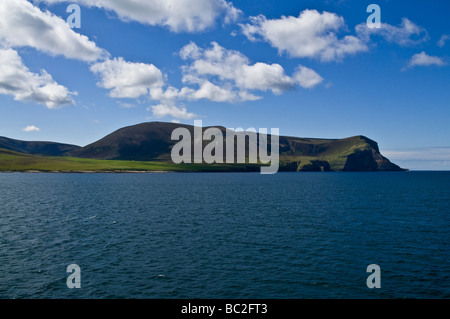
left=0, top=170, right=175, bottom=173
left=0, top=169, right=411, bottom=173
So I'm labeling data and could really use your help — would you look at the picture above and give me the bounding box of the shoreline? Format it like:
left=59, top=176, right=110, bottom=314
left=0, top=169, right=411, bottom=173
left=0, top=170, right=175, bottom=174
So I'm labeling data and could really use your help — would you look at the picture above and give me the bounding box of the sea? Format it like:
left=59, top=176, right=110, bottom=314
left=0, top=171, right=449, bottom=299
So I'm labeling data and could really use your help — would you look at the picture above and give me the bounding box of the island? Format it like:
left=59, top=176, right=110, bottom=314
left=0, top=122, right=406, bottom=172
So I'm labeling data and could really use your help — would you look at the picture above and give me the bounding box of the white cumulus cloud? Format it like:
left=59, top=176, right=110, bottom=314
left=148, top=103, right=197, bottom=120
left=22, top=125, right=41, bottom=132
left=294, top=66, right=324, bottom=89
left=143, top=42, right=323, bottom=119
left=179, top=41, right=323, bottom=102
left=0, top=0, right=104, bottom=62
left=182, top=80, right=238, bottom=102
left=37, top=0, right=242, bottom=33
left=0, top=48, right=76, bottom=108
left=240, top=10, right=368, bottom=62
left=89, top=57, right=203, bottom=120
left=407, top=52, right=446, bottom=68
left=90, top=57, right=165, bottom=99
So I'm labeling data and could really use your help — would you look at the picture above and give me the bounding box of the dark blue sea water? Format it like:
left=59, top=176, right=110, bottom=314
left=0, top=172, right=449, bottom=299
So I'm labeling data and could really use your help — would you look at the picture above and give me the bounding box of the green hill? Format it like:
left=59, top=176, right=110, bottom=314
left=0, top=136, right=80, bottom=156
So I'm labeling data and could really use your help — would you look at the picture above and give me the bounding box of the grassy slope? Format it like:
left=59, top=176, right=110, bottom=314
left=0, top=148, right=261, bottom=172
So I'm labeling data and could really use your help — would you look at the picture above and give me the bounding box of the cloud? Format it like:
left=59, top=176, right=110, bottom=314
left=90, top=57, right=165, bottom=98
left=148, top=102, right=197, bottom=120
left=179, top=41, right=323, bottom=102
left=294, top=66, right=324, bottom=89
left=407, top=51, right=446, bottom=68
left=143, top=42, right=323, bottom=119
left=89, top=57, right=203, bottom=120
left=437, top=34, right=450, bottom=48
left=0, top=0, right=104, bottom=62
left=182, top=80, right=238, bottom=102
left=117, top=102, right=135, bottom=108
left=22, top=125, right=41, bottom=132
left=38, top=0, right=242, bottom=33
left=240, top=11, right=430, bottom=62
left=1, top=0, right=197, bottom=120
left=0, top=48, right=76, bottom=108
left=356, top=18, right=429, bottom=46
left=240, top=10, right=368, bottom=62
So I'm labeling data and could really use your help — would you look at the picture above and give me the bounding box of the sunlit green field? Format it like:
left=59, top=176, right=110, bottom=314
left=0, top=148, right=262, bottom=172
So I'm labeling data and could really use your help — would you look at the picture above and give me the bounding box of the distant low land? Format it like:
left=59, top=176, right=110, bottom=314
left=0, top=122, right=406, bottom=172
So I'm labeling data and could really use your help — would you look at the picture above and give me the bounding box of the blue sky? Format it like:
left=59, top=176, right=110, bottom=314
left=0, top=0, right=449, bottom=169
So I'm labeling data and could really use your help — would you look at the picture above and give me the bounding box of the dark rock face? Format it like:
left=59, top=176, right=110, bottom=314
left=300, top=161, right=332, bottom=172
left=279, top=161, right=300, bottom=172
left=371, top=149, right=405, bottom=171
left=343, top=149, right=379, bottom=171
left=343, top=149, right=403, bottom=171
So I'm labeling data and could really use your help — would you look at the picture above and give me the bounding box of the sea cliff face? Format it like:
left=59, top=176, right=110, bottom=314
left=342, top=148, right=403, bottom=171
left=278, top=135, right=404, bottom=172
